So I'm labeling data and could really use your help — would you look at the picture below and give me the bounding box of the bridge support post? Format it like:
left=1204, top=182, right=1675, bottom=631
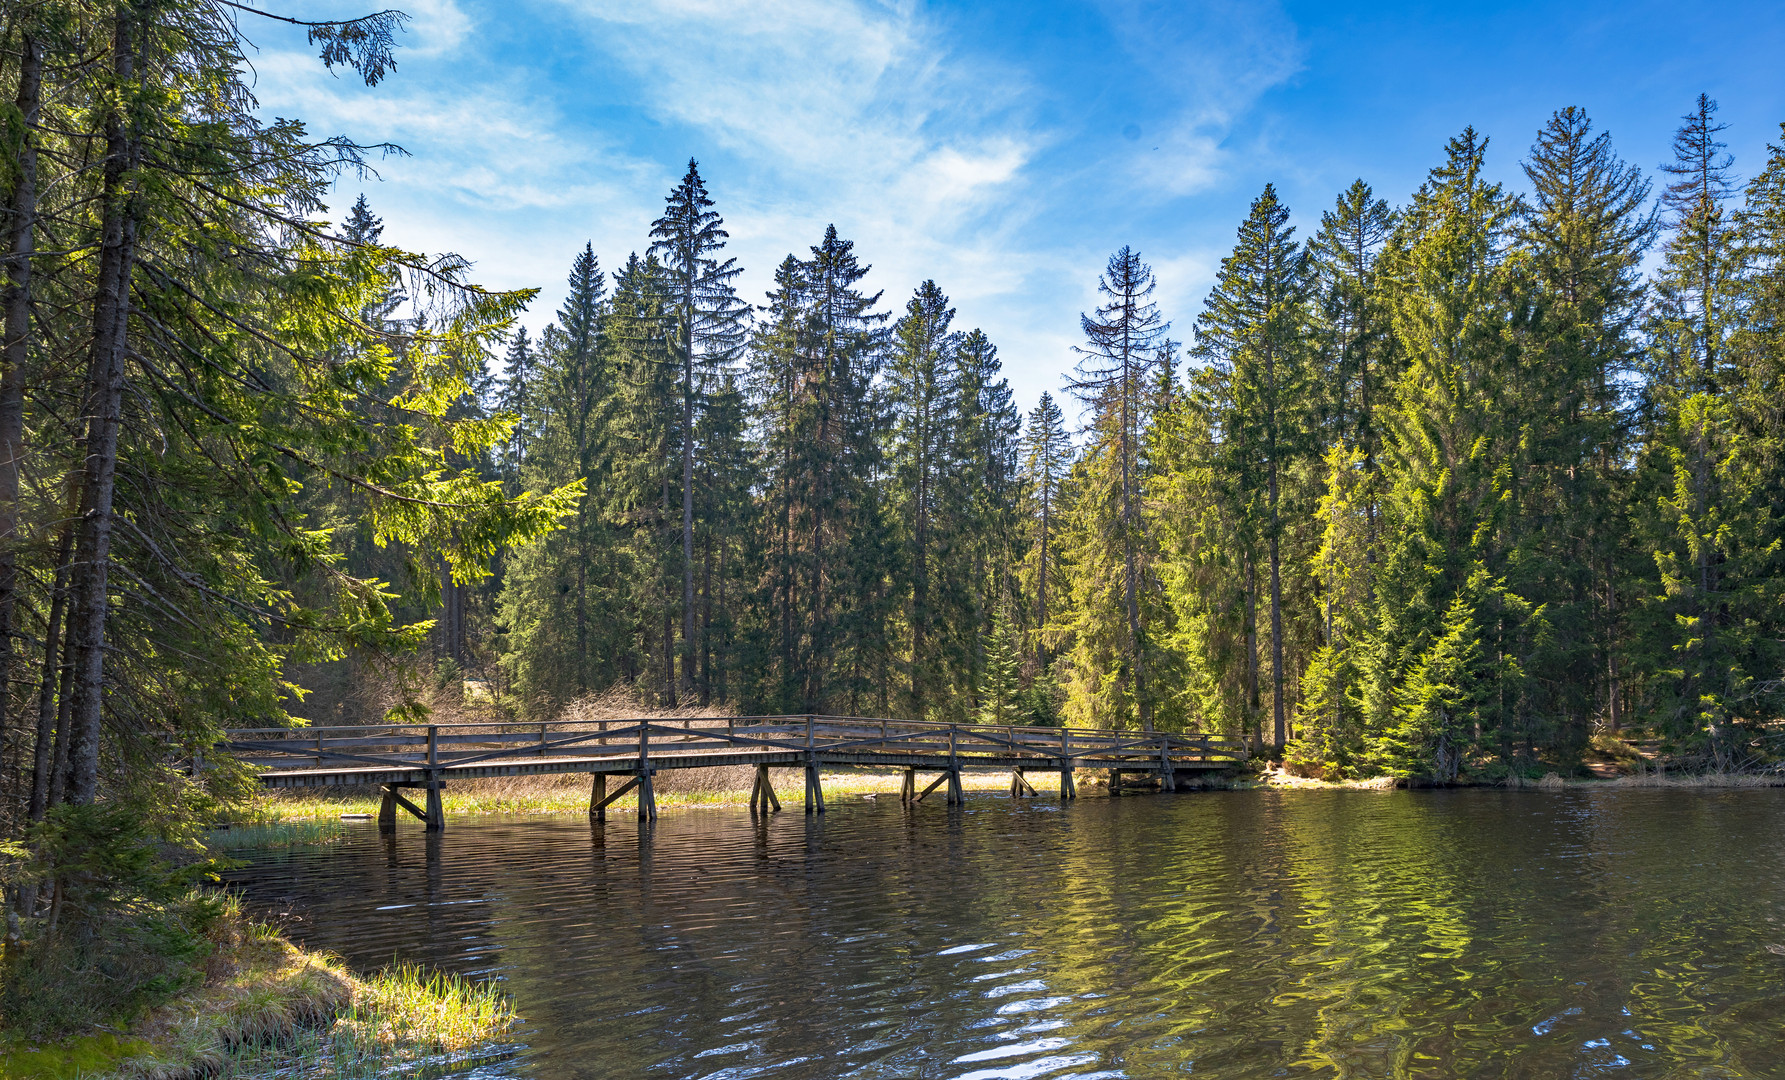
left=900, top=768, right=915, bottom=804
left=750, top=764, right=781, bottom=813
left=1010, top=769, right=1037, bottom=797
left=636, top=768, right=657, bottom=821
left=424, top=778, right=445, bottom=831
left=590, top=773, right=606, bottom=821
left=947, top=768, right=964, bottom=806
left=1058, top=729, right=1075, bottom=800
left=378, top=785, right=397, bottom=832
left=1108, top=768, right=1122, bottom=797
left=804, top=761, right=825, bottom=814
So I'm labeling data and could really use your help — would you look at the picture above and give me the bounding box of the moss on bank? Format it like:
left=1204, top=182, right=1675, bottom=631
left=0, top=920, right=514, bottom=1080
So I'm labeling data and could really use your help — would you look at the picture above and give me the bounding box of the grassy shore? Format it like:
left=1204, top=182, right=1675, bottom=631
left=241, top=766, right=1045, bottom=824
left=0, top=914, right=514, bottom=1080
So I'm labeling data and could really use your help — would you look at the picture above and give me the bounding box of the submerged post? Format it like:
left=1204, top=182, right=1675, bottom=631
left=638, top=721, right=656, bottom=821
left=1060, top=728, right=1074, bottom=800
left=750, top=763, right=781, bottom=813
left=590, top=773, right=607, bottom=821
left=424, top=725, right=444, bottom=830
left=378, top=784, right=397, bottom=832
left=947, top=724, right=963, bottom=805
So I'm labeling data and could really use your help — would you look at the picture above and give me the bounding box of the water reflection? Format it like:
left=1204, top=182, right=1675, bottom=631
left=228, top=789, right=1785, bottom=1079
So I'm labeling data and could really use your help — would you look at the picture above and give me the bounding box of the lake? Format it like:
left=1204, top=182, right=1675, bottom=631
left=227, top=787, right=1785, bottom=1078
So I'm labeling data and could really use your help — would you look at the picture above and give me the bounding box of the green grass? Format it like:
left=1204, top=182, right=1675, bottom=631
left=206, top=820, right=348, bottom=852
left=0, top=1032, right=155, bottom=1079
left=2, top=924, right=516, bottom=1080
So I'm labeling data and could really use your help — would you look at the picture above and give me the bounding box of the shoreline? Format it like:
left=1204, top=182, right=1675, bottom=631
left=2, top=912, right=513, bottom=1080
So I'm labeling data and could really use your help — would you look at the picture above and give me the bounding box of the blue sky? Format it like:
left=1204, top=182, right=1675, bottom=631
left=252, top=0, right=1785, bottom=414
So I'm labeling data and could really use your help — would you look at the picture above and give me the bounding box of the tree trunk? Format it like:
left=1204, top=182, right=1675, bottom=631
left=1036, top=484, right=1048, bottom=670
left=680, top=324, right=695, bottom=698
left=1121, top=381, right=1152, bottom=732
left=1245, top=550, right=1261, bottom=752
left=28, top=527, right=73, bottom=822
left=1269, top=469, right=1286, bottom=750
left=0, top=33, right=44, bottom=772
left=66, top=8, right=142, bottom=804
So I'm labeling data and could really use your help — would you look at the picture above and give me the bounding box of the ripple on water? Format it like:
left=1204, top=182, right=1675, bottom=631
left=228, top=787, right=1785, bottom=1079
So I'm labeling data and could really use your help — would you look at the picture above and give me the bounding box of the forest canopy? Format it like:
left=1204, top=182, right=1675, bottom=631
left=1, top=0, right=1782, bottom=862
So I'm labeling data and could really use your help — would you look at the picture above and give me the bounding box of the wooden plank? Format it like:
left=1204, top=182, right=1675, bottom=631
left=389, top=787, right=428, bottom=822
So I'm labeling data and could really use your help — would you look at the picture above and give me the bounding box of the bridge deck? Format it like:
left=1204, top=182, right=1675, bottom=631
left=220, top=714, right=1247, bottom=830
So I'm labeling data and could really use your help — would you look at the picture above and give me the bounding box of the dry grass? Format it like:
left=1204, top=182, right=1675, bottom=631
left=1257, top=765, right=1397, bottom=791
left=100, top=921, right=513, bottom=1080
left=1505, top=769, right=1785, bottom=791
left=252, top=767, right=1032, bottom=823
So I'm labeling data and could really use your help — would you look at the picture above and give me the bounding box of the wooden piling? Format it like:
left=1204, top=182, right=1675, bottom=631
left=378, top=785, right=397, bottom=832
left=590, top=773, right=607, bottom=820
left=424, top=725, right=444, bottom=829
left=900, top=768, right=916, bottom=803
left=424, top=779, right=445, bottom=830
left=749, top=763, right=780, bottom=813
left=637, top=768, right=657, bottom=821
left=1059, top=728, right=1075, bottom=800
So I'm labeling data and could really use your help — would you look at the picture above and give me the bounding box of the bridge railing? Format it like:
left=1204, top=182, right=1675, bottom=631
left=218, top=714, right=1248, bottom=776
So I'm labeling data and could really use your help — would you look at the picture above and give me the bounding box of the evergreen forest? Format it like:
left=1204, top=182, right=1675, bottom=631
left=3, top=0, right=1785, bottom=889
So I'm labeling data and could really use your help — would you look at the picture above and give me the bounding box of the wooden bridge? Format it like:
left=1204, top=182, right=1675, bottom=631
left=220, top=715, right=1249, bottom=830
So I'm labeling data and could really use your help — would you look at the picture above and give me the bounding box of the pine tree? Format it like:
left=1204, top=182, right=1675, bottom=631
left=889, top=281, right=961, bottom=720
left=1064, top=247, right=1167, bottom=731
left=496, top=326, right=536, bottom=480
left=745, top=227, right=889, bottom=713
left=1367, top=128, right=1528, bottom=777
left=1191, top=185, right=1314, bottom=750
left=1023, top=392, right=1070, bottom=668
left=1515, top=107, right=1656, bottom=740
left=1306, top=180, right=1395, bottom=502
left=649, top=161, right=747, bottom=700
left=977, top=606, right=1022, bottom=725
left=1633, top=99, right=1777, bottom=762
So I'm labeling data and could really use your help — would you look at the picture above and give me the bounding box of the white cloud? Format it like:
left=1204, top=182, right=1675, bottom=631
left=250, top=0, right=1306, bottom=412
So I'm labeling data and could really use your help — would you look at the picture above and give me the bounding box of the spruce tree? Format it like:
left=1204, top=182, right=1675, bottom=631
left=889, top=281, right=960, bottom=720
left=1023, top=392, right=1070, bottom=668
left=1368, top=128, right=1526, bottom=778
left=649, top=161, right=747, bottom=700
left=977, top=606, right=1023, bottom=726
left=1191, top=185, right=1314, bottom=750
left=1516, top=107, right=1656, bottom=739
left=1633, top=98, right=1773, bottom=763
left=1064, top=247, right=1167, bottom=731
left=745, top=227, right=889, bottom=713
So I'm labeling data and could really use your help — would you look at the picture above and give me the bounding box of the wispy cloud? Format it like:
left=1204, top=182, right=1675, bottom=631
left=251, top=0, right=1307, bottom=407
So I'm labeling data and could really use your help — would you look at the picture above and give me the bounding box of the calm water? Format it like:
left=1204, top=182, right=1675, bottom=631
left=227, top=789, right=1785, bottom=1078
